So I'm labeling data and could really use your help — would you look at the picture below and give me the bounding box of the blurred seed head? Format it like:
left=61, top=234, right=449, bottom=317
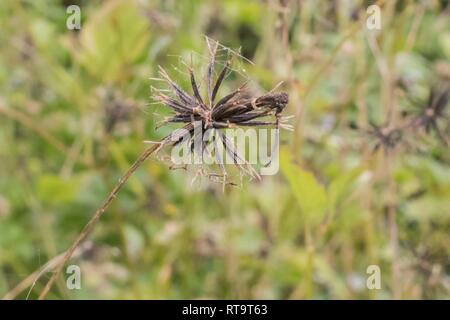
left=412, top=85, right=450, bottom=146
left=99, top=88, right=133, bottom=134
left=367, top=122, right=403, bottom=153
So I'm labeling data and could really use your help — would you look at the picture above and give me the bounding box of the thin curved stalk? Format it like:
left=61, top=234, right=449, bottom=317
left=38, top=143, right=161, bottom=300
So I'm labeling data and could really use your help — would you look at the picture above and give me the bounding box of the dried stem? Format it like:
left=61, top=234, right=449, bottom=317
left=385, top=150, right=400, bottom=299
left=37, top=143, right=161, bottom=299
left=2, top=242, right=92, bottom=300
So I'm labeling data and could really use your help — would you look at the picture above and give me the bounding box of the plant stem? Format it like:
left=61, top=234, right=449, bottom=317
left=2, top=242, right=92, bottom=300
left=38, top=143, right=161, bottom=300
left=386, top=151, right=400, bottom=299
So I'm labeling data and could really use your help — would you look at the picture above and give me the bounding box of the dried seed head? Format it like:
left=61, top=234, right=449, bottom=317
left=412, top=85, right=450, bottom=145
left=151, top=39, right=290, bottom=185
left=366, top=122, right=403, bottom=153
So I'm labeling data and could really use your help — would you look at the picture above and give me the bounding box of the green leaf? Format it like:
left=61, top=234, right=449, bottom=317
left=74, top=0, right=151, bottom=82
left=36, top=175, right=80, bottom=205
left=280, top=148, right=327, bottom=226
left=328, top=166, right=364, bottom=212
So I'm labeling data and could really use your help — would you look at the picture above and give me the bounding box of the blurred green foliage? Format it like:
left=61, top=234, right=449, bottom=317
left=0, top=0, right=449, bottom=299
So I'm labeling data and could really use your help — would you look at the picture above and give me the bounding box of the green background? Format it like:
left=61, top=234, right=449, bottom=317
left=0, top=0, right=449, bottom=299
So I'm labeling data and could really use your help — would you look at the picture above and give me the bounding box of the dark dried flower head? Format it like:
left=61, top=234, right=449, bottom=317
left=413, top=86, right=450, bottom=145
left=100, top=88, right=132, bottom=134
left=151, top=39, right=290, bottom=184
left=367, top=122, right=403, bottom=152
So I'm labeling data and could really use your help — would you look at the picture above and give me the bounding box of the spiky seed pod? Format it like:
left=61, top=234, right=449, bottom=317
left=414, top=86, right=450, bottom=145
left=151, top=39, right=290, bottom=182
